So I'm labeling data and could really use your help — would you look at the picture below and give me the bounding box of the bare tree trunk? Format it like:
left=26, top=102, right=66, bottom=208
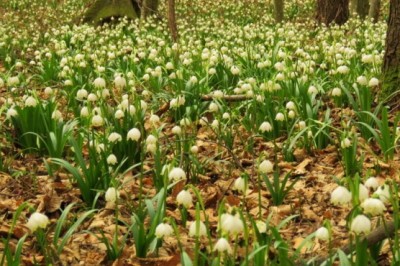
left=356, top=0, right=369, bottom=19
left=382, top=0, right=400, bottom=102
left=167, top=0, right=178, bottom=42
left=141, top=0, right=159, bottom=19
left=273, top=0, right=284, bottom=23
left=316, top=0, right=349, bottom=26
left=368, top=0, right=381, bottom=22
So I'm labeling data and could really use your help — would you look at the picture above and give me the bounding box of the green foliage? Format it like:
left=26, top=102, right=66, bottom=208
left=262, top=170, right=299, bottom=206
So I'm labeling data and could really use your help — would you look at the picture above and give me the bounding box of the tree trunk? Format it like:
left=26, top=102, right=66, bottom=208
left=273, top=0, right=284, bottom=23
left=350, top=0, right=357, bottom=14
left=316, top=0, right=349, bottom=26
left=382, top=0, right=400, bottom=101
left=81, top=0, right=139, bottom=25
left=167, top=0, right=178, bottom=42
left=368, top=0, right=381, bottom=23
left=141, top=0, right=159, bottom=19
left=355, top=0, right=369, bottom=19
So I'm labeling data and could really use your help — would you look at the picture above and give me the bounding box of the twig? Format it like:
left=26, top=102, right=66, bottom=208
left=314, top=220, right=397, bottom=265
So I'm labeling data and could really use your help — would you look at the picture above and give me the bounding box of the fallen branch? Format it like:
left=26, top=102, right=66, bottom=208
left=200, top=94, right=252, bottom=101
left=313, top=220, right=397, bottom=265
left=155, top=94, right=252, bottom=116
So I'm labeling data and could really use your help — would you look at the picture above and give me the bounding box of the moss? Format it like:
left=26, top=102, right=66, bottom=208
left=82, top=0, right=139, bottom=25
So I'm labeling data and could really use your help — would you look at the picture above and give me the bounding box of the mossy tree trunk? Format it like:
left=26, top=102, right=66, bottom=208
left=382, top=0, right=400, bottom=101
left=355, top=0, right=369, bottom=19
left=368, top=0, right=381, bottom=23
left=316, top=0, right=349, bottom=26
left=273, top=0, right=284, bottom=23
left=141, top=0, right=159, bottom=19
left=81, top=0, right=159, bottom=25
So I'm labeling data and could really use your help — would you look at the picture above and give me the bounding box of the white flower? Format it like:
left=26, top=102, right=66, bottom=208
left=146, top=143, right=157, bottom=154
left=146, top=135, right=157, bottom=144
left=6, top=108, right=17, bottom=119
left=180, top=118, right=191, bottom=127
left=141, top=100, right=148, bottom=111
left=99, top=88, right=109, bottom=99
left=189, top=76, right=198, bottom=84
left=52, top=110, right=63, bottom=121
left=209, top=102, right=219, bottom=112
left=44, top=87, right=53, bottom=96
left=331, top=88, right=342, bottom=97
left=177, top=190, right=193, bottom=208
left=76, top=89, right=88, bottom=100
left=114, top=76, right=126, bottom=89
left=222, top=112, right=230, bottom=119
left=114, top=109, right=124, bottom=119
left=213, top=90, right=224, bottom=99
left=286, top=101, right=295, bottom=110
left=337, top=65, right=349, bottom=74
left=276, top=73, right=285, bottom=81
left=168, top=167, right=186, bottom=182
left=341, top=138, right=351, bottom=149
left=87, top=93, right=98, bottom=102
left=356, top=76, right=368, bottom=86
left=26, top=212, right=49, bottom=232
left=374, top=184, right=390, bottom=203
left=211, top=119, right=219, bottom=129
left=25, top=96, right=37, bottom=107
left=298, top=121, right=306, bottom=129
left=255, top=220, right=267, bottom=233
left=108, top=132, right=122, bottom=143
left=150, top=114, right=160, bottom=124
left=80, top=107, right=89, bottom=117
left=221, top=213, right=244, bottom=235
left=155, top=223, right=174, bottom=238
left=189, top=221, right=207, bottom=237
left=308, top=86, right=318, bottom=95
left=275, top=112, right=285, bottom=121
left=105, top=187, right=120, bottom=203
left=259, top=160, right=273, bottom=174
left=368, top=77, right=379, bottom=87
left=361, top=198, right=386, bottom=216
left=93, top=77, right=106, bottom=88
left=208, top=68, right=216, bottom=75
left=365, top=177, right=379, bottom=190
left=350, top=215, right=371, bottom=235
left=190, top=145, right=199, bottom=154
left=213, top=237, right=232, bottom=254
left=259, top=122, right=272, bottom=133
left=170, top=98, right=178, bottom=108
left=129, top=105, right=136, bottom=115
left=358, top=184, right=369, bottom=202
left=91, top=115, right=104, bottom=127
left=7, top=76, right=20, bottom=86
left=64, top=79, right=73, bottom=86
left=172, top=126, right=182, bottom=135
left=331, top=186, right=351, bottom=205
left=199, top=116, right=208, bottom=126
left=315, top=227, right=330, bottom=241
left=177, top=95, right=185, bottom=106
left=107, top=154, right=118, bottom=165
left=127, top=128, right=141, bottom=141
left=288, top=110, right=296, bottom=119
left=230, top=66, right=240, bottom=75
left=233, top=177, right=247, bottom=194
